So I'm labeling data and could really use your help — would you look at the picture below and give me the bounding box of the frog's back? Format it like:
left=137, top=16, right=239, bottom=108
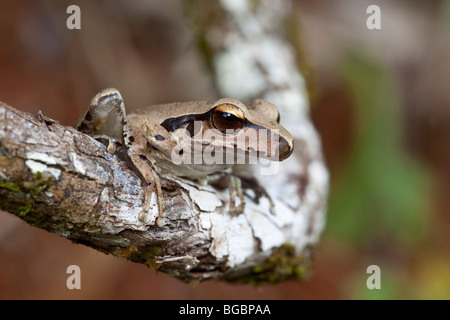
left=130, top=101, right=215, bottom=124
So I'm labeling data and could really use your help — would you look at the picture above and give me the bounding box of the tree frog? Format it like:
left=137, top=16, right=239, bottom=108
left=74, top=88, right=294, bottom=227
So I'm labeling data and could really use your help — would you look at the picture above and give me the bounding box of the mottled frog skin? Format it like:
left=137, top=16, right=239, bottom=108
left=75, top=88, right=294, bottom=227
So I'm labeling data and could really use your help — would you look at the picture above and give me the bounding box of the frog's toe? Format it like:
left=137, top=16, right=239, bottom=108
left=138, top=209, right=149, bottom=222
left=156, top=216, right=166, bottom=228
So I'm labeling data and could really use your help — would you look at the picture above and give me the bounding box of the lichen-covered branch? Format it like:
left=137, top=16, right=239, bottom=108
left=0, top=0, right=328, bottom=284
left=0, top=101, right=316, bottom=283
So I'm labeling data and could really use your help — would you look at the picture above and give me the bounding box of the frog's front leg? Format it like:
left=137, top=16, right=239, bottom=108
left=124, top=114, right=171, bottom=227
left=228, top=175, right=245, bottom=215
left=205, top=173, right=246, bottom=215
left=228, top=175, right=276, bottom=216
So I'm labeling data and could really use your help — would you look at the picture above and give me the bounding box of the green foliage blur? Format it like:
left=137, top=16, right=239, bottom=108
left=328, top=52, right=430, bottom=245
left=324, top=50, right=446, bottom=299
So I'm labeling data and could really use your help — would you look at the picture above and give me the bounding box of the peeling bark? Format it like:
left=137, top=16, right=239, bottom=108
left=0, top=102, right=324, bottom=283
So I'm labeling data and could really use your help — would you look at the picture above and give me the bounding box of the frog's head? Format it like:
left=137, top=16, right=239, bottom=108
left=159, top=98, right=294, bottom=166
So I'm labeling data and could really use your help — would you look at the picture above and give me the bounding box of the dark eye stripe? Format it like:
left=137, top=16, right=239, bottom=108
left=160, top=111, right=210, bottom=133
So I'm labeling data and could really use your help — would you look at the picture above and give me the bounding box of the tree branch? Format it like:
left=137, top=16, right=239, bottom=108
left=0, top=0, right=329, bottom=284
left=0, top=101, right=322, bottom=283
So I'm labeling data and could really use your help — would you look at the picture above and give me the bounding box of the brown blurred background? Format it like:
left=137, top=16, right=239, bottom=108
left=0, top=0, right=449, bottom=299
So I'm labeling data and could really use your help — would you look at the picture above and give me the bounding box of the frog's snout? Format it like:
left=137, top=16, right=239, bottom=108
left=278, top=135, right=294, bottom=161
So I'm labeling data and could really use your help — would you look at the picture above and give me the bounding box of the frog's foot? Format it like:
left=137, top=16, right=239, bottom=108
left=88, top=134, right=118, bottom=154
left=204, top=173, right=246, bottom=215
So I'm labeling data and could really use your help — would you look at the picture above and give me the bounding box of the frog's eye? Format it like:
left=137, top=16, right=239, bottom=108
left=211, top=103, right=245, bottom=133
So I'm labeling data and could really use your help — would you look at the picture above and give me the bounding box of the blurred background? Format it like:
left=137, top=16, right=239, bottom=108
left=0, top=0, right=449, bottom=299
